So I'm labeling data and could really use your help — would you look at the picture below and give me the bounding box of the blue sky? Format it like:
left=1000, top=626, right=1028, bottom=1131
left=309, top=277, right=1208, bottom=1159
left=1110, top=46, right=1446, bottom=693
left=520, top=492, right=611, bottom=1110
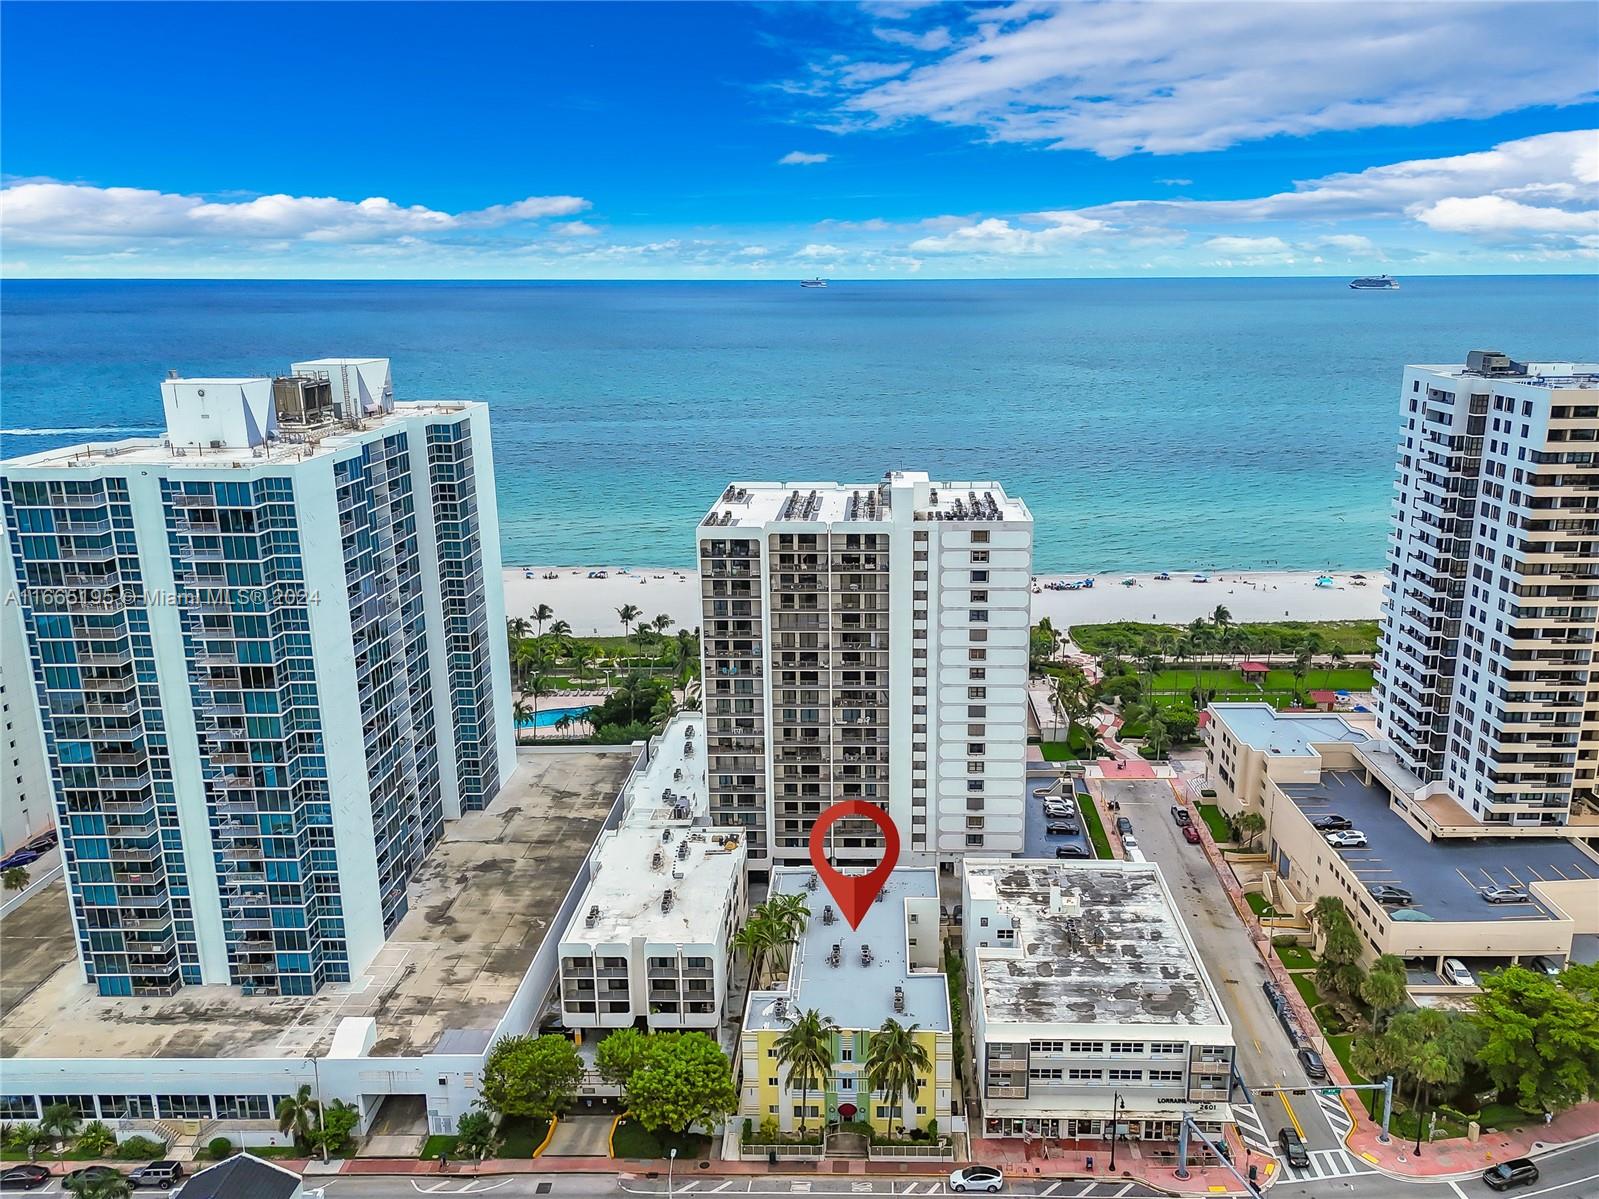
left=2, top=1, right=1595, bottom=278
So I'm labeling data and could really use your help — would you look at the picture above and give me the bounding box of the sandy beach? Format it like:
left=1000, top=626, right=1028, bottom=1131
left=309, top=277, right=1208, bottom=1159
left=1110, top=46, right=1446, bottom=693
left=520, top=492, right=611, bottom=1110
left=503, top=565, right=1385, bottom=637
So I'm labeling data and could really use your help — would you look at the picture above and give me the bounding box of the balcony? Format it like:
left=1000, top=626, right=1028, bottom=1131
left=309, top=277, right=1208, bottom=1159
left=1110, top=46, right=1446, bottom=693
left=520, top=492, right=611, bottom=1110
left=77, top=650, right=133, bottom=667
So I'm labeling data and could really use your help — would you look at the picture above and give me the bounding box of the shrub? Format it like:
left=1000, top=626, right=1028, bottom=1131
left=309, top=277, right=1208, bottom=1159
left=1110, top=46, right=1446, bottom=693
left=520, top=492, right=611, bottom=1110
left=741, top=1119, right=753, bottom=1144
left=117, top=1135, right=167, bottom=1159
left=76, top=1121, right=116, bottom=1157
left=1200, top=788, right=1216, bottom=798
left=926, top=1118, right=938, bottom=1138
left=758, top=1116, right=779, bottom=1143
left=207, top=1136, right=234, bottom=1160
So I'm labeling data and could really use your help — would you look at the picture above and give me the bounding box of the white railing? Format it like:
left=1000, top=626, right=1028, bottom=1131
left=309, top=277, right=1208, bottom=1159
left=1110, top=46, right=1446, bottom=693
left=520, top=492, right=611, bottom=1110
left=740, top=1143, right=824, bottom=1160
left=868, top=1142, right=955, bottom=1161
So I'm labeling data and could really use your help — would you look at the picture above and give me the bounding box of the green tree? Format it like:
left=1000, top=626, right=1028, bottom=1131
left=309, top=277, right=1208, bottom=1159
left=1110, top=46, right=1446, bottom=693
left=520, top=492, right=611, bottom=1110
left=763, top=892, right=810, bottom=973
left=38, top=1102, right=80, bottom=1144
left=624, top=1032, right=739, bottom=1134
left=455, top=1108, right=498, bottom=1161
left=1049, top=664, right=1095, bottom=752
left=1142, top=715, right=1171, bottom=761
left=275, top=1085, right=321, bottom=1148
left=75, top=1120, right=116, bottom=1157
left=774, top=1009, right=836, bottom=1139
left=1029, top=618, right=1056, bottom=671
left=2, top=865, right=29, bottom=891
left=71, top=1175, right=132, bottom=1199
left=596, top=1027, right=654, bottom=1089
left=524, top=672, right=555, bottom=736
left=531, top=603, right=554, bottom=637
left=4, top=1121, right=46, bottom=1157
left=1360, top=955, right=1409, bottom=1031
left=616, top=604, right=643, bottom=638
left=308, top=1099, right=358, bottom=1156
left=1389, top=1008, right=1480, bottom=1147
left=481, top=1034, right=583, bottom=1120
left=865, top=1019, right=934, bottom=1137
left=1211, top=604, right=1232, bottom=633
left=1472, top=965, right=1599, bottom=1115
left=1237, top=811, right=1266, bottom=850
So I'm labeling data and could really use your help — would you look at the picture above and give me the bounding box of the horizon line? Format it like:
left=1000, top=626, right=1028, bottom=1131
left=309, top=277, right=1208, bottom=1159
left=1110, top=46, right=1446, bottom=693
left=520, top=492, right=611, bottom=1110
left=4, top=272, right=1592, bottom=284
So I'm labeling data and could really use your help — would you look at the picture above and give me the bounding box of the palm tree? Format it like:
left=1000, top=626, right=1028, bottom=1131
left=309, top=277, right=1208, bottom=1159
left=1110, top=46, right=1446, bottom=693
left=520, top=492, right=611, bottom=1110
left=549, top=618, right=572, bottom=638
left=1238, top=811, right=1266, bottom=850
left=732, top=914, right=775, bottom=1000
left=554, top=711, right=576, bottom=737
left=276, top=1084, right=320, bottom=1149
left=525, top=673, right=554, bottom=736
left=570, top=641, right=596, bottom=682
left=1143, top=715, right=1171, bottom=761
left=764, top=893, right=811, bottom=973
left=1360, top=955, right=1408, bottom=1031
left=37, top=1102, right=79, bottom=1145
left=1211, top=604, right=1232, bottom=633
left=507, top=616, right=530, bottom=645
left=512, top=699, right=531, bottom=743
left=3, top=865, right=29, bottom=891
left=73, top=1176, right=132, bottom=1199
left=775, top=1009, right=836, bottom=1140
left=1327, top=646, right=1347, bottom=692
left=865, top=1019, right=934, bottom=1137
left=616, top=604, right=643, bottom=638
left=531, top=603, right=555, bottom=637
left=653, top=613, right=673, bottom=635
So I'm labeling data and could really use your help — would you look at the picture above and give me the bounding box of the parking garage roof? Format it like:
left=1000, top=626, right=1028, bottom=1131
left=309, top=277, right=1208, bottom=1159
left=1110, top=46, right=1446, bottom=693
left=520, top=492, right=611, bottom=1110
left=1281, top=772, right=1599, bottom=924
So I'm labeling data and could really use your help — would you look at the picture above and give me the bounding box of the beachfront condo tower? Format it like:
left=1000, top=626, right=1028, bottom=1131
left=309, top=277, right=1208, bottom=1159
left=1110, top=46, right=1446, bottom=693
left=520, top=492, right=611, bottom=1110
left=0, top=359, right=515, bottom=997
left=1375, top=351, right=1599, bottom=829
left=698, top=472, right=1033, bottom=879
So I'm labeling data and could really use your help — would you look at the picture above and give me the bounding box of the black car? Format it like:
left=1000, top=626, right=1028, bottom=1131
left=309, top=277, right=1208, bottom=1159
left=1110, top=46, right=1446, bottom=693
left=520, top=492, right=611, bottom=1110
left=1369, top=884, right=1414, bottom=906
left=1308, top=814, right=1352, bottom=831
left=1277, top=1127, right=1310, bottom=1169
left=1115, top=815, right=1133, bottom=835
left=1482, top=1159, right=1540, bottom=1191
left=1055, top=845, right=1089, bottom=859
left=23, top=828, right=57, bottom=854
left=1298, top=1047, right=1328, bottom=1080
left=1046, top=821, right=1079, bottom=836
left=128, top=1161, right=184, bottom=1190
left=0, top=1165, right=52, bottom=1192
left=64, top=1167, right=124, bottom=1193
left=1171, top=805, right=1191, bottom=826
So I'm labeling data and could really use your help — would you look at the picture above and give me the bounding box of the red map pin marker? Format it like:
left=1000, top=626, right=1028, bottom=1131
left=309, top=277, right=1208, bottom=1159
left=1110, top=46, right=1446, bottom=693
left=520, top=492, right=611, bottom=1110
left=808, top=800, right=901, bottom=930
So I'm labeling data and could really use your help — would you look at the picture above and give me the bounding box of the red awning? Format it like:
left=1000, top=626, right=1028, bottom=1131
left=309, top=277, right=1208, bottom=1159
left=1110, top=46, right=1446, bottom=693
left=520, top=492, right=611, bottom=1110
left=1238, top=661, right=1268, bottom=672
left=1309, top=690, right=1337, bottom=703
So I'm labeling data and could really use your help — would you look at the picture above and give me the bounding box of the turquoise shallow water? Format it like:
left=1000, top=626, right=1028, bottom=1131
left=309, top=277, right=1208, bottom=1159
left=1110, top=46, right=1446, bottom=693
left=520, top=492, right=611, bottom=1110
left=3, top=277, right=1595, bottom=570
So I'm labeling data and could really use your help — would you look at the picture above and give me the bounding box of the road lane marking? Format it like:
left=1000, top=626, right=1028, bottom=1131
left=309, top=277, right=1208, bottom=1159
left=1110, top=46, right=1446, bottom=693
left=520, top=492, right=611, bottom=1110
left=1447, top=1183, right=1468, bottom=1199
left=1279, top=1091, right=1307, bottom=1139
left=678, top=1184, right=701, bottom=1194
left=1037, top=1185, right=1061, bottom=1196
left=711, top=1184, right=736, bottom=1193
left=1522, top=1172, right=1599, bottom=1196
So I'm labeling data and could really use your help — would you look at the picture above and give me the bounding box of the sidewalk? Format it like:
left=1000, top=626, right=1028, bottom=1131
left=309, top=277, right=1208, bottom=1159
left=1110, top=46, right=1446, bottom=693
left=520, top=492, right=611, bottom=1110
left=1346, top=1102, right=1599, bottom=1180
left=969, top=1131, right=1268, bottom=1195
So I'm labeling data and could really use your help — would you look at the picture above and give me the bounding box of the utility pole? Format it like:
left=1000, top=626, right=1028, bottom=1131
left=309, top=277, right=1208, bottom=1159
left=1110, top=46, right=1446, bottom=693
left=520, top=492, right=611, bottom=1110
left=1106, top=1091, right=1123, bottom=1172
left=667, top=1146, right=678, bottom=1199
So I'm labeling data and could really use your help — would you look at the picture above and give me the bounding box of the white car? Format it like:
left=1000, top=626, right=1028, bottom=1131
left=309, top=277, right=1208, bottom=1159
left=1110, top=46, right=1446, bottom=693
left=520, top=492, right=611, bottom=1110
left=1043, top=800, right=1076, bottom=818
left=1121, top=833, right=1139, bottom=851
left=1442, top=958, right=1477, bottom=987
left=949, top=1166, right=1005, bottom=1193
left=1324, top=829, right=1368, bottom=848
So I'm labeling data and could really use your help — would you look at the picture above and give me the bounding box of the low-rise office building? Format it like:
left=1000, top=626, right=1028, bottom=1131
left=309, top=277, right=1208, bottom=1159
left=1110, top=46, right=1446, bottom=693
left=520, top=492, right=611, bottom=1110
left=1205, top=704, right=1599, bottom=977
left=962, top=859, right=1236, bottom=1148
left=739, top=866, right=954, bottom=1137
left=557, top=713, right=748, bottom=1032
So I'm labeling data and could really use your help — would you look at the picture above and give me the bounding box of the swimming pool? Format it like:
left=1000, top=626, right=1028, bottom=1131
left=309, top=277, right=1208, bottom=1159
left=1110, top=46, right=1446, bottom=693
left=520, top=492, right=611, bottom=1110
left=517, top=705, right=594, bottom=729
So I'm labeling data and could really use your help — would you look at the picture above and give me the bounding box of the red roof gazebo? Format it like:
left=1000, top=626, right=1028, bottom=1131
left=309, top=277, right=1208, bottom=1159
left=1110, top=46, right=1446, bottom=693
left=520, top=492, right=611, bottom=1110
left=1239, top=660, right=1269, bottom=682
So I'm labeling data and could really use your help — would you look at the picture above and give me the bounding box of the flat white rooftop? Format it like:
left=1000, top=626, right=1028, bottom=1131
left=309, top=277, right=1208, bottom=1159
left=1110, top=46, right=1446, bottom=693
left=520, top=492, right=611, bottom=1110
left=701, top=472, right=1029, bottom=530
left=1209, top=703, right=1370, bottom=757
left=1417, top=361, right=1599, bottom=388
left=967, top=859, right=1228, bottom=1030
left=745, top=867, right=949, bottom=1034
left=1, top=401, right=477, bottom=472
left=622, top=712, right=709, bottom=823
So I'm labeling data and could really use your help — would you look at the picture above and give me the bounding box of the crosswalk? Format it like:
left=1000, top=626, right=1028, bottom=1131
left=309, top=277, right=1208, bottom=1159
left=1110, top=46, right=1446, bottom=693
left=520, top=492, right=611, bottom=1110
left=1232, top=1103, right=1273, bottom=1158
left=1285, top=1147, right=1369, bottom=1181
left=1317, top=1089, right=1356, bottom=1139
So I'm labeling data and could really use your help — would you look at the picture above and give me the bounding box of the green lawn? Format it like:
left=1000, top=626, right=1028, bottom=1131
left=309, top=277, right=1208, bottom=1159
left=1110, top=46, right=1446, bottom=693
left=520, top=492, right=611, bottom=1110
left=1078, top=792, right=1111, bottom=859
left=1070, top=620, right=1380, bottom=658
left=1196, top=803, right=1232, bottom=843
left=419, top=1135, right=459, bottom=1160
left=1291, top=973, right=1323, bottom=1009
left=1275, top=942, right=1319, bottom=971
left=610, top=1119, right=710, bottom=1160
left=1245, top=892, right=1279, bottom=918
left=498, top=1116, right=550, bottom=1157
left=245, top=1146, right=304, bottom=1160
left=1038, top=727, right=1097, bottom=760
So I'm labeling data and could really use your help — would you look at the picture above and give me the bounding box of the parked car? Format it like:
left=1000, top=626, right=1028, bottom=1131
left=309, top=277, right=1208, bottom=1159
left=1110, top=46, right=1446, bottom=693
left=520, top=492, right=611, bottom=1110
left=1324, top=830, right=1368, bottom=848
left=1055, top=845, right=1089, bottom=859
left=1043, top=799, right=1076, bottom=818
left=1115, top=815, right=1133, bottom=835
left=1368, top=884, right=1414, bottom=906
left=1121, top=833, right=1139, bottom=852
left=0, top=1165, right=52, bottom=1192
left=1480, top=886, right=1529, bottom=904
left=0, top=847, right=41, bottom=871
left=1277, top=1127, right=1310, bottom=1169
left=1182, top=824, right=1202, bottom=844
left=949, top=1166, right=1005, bottom=1193
left=1442, top=958, right=1478, bottom=987
left=1308, top=814, right=1352, bottom=831
left=128, top=1161, right=184, bottom=1190
left=1526, top=956, right=1563, bottom=977
left=1170, top=805, right=1191, bottom=826
left=1481, top=1159, right=1540, bottom=1191
left=22, top=828, right=57, bottom=853
left=1298, top=1047, right=1328, bottom=1080
left=1046, top=821, right=1080, bottom=836
left=64, top=1167, right=124, bottom=1194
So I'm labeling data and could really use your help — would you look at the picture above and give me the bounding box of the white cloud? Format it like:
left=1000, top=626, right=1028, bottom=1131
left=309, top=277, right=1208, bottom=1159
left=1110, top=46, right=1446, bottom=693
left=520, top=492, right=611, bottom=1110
left=874, top=25, right=952, bottom=51
left=0, top=182, right=591, bottom=246
left=554, top=221, right=600, bottom=237
left=829, top=3, right=1599, bottom=157
left=778, top=151, right=831, bottom=166
left=1157, top=178, right=1192, bottom=187
left=1316, top=234, right=1379, bottom=254
left=796, top=243, right=845, bottom=258
left=910, top=211, right=1109, bottom=254
left=1203, top=236, right=1291, bottom=255
left=1412, top=194, right=1599, bottom=236
left=735, top=245, right=771, bottom=257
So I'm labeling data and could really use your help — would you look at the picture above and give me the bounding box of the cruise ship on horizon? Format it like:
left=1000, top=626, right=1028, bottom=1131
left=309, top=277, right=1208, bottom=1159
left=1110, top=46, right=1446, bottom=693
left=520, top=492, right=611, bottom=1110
left=800, top=277, right=828, bottom=288
left=1349, top=274, right=1399, bottom=290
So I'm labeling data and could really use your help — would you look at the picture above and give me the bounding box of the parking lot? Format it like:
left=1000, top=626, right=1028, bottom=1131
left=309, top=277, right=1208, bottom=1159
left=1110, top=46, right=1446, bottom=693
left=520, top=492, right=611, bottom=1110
left=1023, top=771, right=1094, bottom=858
left=1281, top=772, right=1599, bottom=923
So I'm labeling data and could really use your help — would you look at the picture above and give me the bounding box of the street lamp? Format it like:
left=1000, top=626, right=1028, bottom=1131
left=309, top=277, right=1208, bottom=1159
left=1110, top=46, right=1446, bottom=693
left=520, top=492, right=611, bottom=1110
left=311, top=1057, right=329, bottom=1163
left=667, top=1146, right=678, bottom=1199
left=1106, top=1092, right=1124, bottom=1172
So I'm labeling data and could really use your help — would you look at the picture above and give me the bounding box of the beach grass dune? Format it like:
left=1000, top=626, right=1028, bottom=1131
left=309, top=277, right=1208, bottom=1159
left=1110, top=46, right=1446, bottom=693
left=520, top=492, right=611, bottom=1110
left=504, top=566, right=1384, bottom=638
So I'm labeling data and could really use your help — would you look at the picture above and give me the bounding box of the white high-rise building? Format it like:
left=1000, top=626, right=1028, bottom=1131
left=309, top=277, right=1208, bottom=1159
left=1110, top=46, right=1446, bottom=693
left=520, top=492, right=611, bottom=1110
left=698, top=472, right=1033, bottom=878
left=1376, top=351, right=1599, bottom=828
left=0, top=358, right=515, bottom=997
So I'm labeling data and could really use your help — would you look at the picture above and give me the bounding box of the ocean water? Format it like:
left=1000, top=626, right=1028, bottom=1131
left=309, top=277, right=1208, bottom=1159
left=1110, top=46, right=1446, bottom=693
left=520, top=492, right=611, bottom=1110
left=3, top=277, right=1596, bottom=571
